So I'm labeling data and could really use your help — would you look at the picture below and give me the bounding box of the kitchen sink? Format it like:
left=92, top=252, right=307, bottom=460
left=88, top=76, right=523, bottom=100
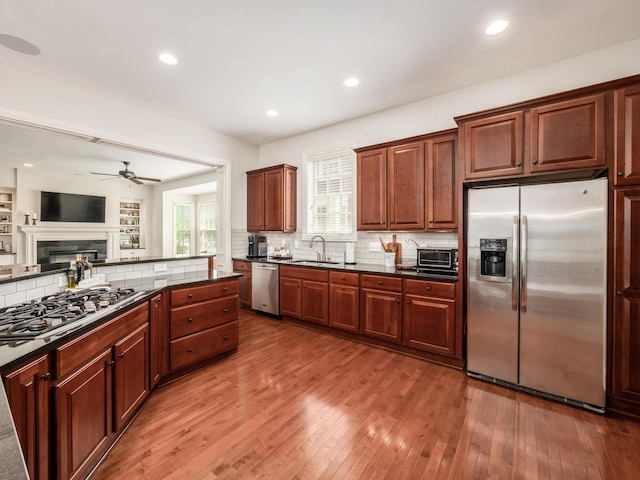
left=291, top=260, right=341, bottom=266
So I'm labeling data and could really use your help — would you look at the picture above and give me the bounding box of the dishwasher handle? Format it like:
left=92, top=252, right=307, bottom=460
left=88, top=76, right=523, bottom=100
left=254, top=265, right=278, bottom=271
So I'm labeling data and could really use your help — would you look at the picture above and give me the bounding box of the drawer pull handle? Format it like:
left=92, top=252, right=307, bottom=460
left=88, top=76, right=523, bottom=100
left=187, top=317, right=193, bottom=322
left=342, top=287, right=345, bottom=291
left=187, top=348, right=193, bottom=353
left=223, top=335, right=228, bottom=340
left=118, top=353, right=125, bottom=359
left=224, top=308, right=229, bottom=313
left=41, top=373, right=51, bottom=381
left=187, top=293, right=193, bottom=299
left=224, top=287, right=228, bottom=292
left=342, top=276, right=345, bottom=280
left=426, top=286, right=431, bottom=290
left=378, top=280, right=383, bottom=285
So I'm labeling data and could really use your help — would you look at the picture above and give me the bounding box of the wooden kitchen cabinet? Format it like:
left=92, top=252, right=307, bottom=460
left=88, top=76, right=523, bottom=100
left=614, top=84, right=640, bottom=186
left=426, top=132, right=457, bottom=230
left=233, top=260, right=252, bottom=309
left=55, top=348, right=114, bottom=480
left=149, top=294, right=162, bottom=389
left=329, top=271, right=360, bottom=332
left=167, top=279, right=239, bottom=373
left=403, top=279, right=456, bottom=356
left=280, top=266, right=329, bottom=325
left=113, top=323, right=149, bottom=431
left=246, top=164, right=297, bottom=232
left=360, top=274, right=403, bottom=343
left=459, top=93, right=606, bottom=181
left=611, top=188, right=640, bottom=411
left=388, top=142, right=425, bottom=230
left=4, top=355, right=51, bottom=480
left=357, top=148, right=387, bottom=230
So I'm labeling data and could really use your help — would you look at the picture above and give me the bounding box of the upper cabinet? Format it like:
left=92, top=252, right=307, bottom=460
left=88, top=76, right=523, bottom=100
left=614, top=83, right=640, bottom=186
left=356, top=130, right=457, bottom=232
left=458, top=93, right=606, bottom=181
left=246, top=164, right=297, bottom=232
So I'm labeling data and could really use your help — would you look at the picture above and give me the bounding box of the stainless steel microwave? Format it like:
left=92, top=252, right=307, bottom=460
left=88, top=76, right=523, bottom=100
left=417, top=247, right=458, bottom=276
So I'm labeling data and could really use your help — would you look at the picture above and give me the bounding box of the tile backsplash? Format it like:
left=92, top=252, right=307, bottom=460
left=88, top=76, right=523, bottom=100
left=233, top=229, right=458, bottom=265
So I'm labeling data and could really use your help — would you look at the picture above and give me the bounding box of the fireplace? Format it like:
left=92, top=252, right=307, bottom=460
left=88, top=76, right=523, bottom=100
left=37, top=240, right=106, bottom=265
left=20, top=224, right=120, bottom=266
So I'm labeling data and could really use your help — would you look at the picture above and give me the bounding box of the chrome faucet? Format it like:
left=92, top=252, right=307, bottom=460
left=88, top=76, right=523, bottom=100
left=406, top=238, right=420, bottom=248
left=309, top=235, right=327, bottom=262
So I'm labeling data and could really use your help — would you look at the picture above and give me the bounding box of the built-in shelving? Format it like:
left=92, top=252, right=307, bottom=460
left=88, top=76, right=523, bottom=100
left=0, top=190, right=16, bottom=265
left=119, top=200, right=144, bottom=255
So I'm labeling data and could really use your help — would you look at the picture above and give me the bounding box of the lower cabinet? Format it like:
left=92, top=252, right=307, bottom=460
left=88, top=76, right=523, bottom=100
left=149, top=293, right=163, bottom=389
left=329, top=272, right=359, bottom=332
left=167, top=279, right=239, bottom=373
left=360, top=275, right=403, bottom=343
left=233, top=260, right=252, bottom=309
left=4, top=355, right=51, bottom=480
left=280, top=266, right=329, bottom=325
left=403, top=279, right=456, bottom=356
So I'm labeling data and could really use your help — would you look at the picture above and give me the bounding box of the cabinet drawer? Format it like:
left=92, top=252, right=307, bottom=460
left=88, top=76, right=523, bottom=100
left=329, top=271, right=359, bottom=287
left=361, top=274, right=402, bottom=292
left=169, top=321, right=239, bottom=371
left=233, top=260, right=252, bottom=273
left=170, top=280, right=238, bottom=307
left=170, top=296, right=238, bottom=340
left=404, top=279, right=456, bottom=299
left=280, top=265, right=329, bottom=282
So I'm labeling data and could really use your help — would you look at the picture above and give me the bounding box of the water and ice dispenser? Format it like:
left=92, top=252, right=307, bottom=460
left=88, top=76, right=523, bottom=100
left=479, top=238, right=508, bottom=278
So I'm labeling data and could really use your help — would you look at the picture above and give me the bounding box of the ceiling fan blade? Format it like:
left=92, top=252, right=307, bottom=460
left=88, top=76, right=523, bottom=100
left=136, top=176, right=162, bottom=183
left=90, top=172, right=120, bottom=177
left=98, top=176, right=120, bottom=181
left=129, top=177, right=144, bottom=185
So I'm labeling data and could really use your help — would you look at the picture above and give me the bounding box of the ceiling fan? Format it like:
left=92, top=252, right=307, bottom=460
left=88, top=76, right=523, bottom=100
left=90, top=161, right=161, bottom=185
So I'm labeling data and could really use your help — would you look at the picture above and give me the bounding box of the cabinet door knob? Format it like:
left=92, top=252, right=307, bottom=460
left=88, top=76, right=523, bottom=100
left=224, top=287, right=228, bottom=292
left=187, top=317, right=193, bottom=322
left=342, top=276, right=345, bottom=280
left=617, top=290, right=623, bottom=296
left=41, top=373, right=51, bottom=381
left=406, top=300, right=410, bottom=304
left=342, top=287, right=345, bottom=291
left=224, top=308, right=229, bottom=313
left=118, top=353, right=125, bottom=358
left=187, top=293, right=193, bottom=299
left=223, top=335, right=228, bottom=340
left=426, top=286, right=431, bottom=290
left=429, top=220, right=433, bottom=224
left=107, top=361, right=115, bottom=367
left=396, top=298, right=401, bottom=303
left=187, top=348, right=193, bottom=353
left=378, top=280, right=383, bottom=285
left=532, top=159, right=538, bottom=165
left=516, top=162, right=522, bottom=167
left=618, top=171, right=624, bottom=177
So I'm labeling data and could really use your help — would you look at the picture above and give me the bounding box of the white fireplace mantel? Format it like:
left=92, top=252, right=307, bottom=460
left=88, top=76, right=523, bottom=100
left=20, top=224, right=120, bottom=265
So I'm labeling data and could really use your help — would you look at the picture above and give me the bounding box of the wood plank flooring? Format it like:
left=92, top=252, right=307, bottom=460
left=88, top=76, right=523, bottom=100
left=92, top=311, right=640, bottom=479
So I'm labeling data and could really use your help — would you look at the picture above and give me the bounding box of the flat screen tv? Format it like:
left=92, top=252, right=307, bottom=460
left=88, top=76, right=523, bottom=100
left=40, top=191, right=106, bottom=223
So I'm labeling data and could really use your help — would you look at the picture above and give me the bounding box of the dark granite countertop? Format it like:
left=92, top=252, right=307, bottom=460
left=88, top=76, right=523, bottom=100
left=232, top=257, right=458, bottom=282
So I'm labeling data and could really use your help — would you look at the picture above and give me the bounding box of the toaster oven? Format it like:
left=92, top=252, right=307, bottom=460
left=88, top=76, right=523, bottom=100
left=416, top=247, right=458, bottom=277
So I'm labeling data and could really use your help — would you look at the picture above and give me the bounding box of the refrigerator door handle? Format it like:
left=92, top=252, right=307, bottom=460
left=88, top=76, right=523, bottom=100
left=521, top=214, right=528, bottom=313
left=512, top=215, right=519, bottom=311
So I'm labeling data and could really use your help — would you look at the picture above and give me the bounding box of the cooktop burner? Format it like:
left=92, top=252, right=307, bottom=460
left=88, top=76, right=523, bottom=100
left=0, top=287, right=140, bottom=341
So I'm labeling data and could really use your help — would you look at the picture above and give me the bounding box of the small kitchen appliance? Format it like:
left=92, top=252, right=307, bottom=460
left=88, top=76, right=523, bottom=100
left=416, top=247, right=458, bottom=277
left=247, top=235, right=268, bottom=258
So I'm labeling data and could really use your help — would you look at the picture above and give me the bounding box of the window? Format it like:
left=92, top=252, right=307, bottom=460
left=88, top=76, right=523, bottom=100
left=304, top=140, right=357, bottom=241
left=174, top=202, right=192, bottom=255
left=198, top=201, right=217, bottom=254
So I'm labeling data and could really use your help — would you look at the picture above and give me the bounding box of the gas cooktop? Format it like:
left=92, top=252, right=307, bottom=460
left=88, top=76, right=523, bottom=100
left=0, top=287, right=144, bottom=342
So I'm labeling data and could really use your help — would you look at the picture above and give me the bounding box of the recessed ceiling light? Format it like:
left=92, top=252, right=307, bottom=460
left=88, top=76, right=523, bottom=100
left=158, top=52, right=178, bottom=65
left=485, top=19, right=509, bottom=35
left=343, top=77, right=360, bottom=87
left=266, top=110, right=278, bottom=117
left=23, top=163, right=34, bottom=167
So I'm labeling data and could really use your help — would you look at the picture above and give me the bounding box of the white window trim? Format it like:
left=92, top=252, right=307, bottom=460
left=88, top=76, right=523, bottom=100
left=197, top=200, right=217, bottom=254
left=302, top=139, right=358, bottom=242
left=173, top=201, right=195, bottom=256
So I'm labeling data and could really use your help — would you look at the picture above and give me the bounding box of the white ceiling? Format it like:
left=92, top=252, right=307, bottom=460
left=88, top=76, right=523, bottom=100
left=1, top=0, right=640, bottom=178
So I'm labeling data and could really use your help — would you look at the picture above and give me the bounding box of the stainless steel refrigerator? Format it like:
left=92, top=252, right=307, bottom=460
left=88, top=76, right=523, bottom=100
left=466, top=178, right=607, bottom=411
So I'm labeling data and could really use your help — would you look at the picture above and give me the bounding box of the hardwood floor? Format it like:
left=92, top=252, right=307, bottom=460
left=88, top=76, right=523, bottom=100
left=92, top=311, right=640, bottom=479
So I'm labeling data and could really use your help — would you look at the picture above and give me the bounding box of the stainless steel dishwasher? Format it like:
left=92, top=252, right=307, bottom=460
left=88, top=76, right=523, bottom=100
left=251, top=262, right=280, bottom=315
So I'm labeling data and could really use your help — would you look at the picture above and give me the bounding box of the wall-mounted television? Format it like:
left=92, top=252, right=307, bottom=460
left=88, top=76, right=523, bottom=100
left=40, top=191, right=106, bottom=223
